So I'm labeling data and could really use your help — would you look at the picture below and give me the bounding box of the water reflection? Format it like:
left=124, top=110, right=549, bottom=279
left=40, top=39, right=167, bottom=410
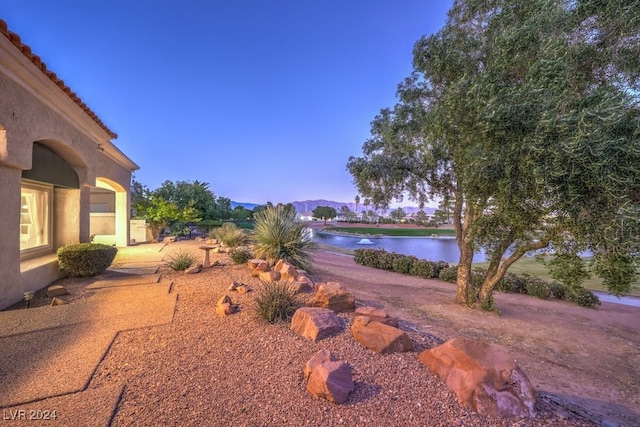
left=311, top=229, right=486, bottom=263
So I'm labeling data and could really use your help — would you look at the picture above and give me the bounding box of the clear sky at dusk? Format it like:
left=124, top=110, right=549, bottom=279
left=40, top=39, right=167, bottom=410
left=1, top=0, right=452, bottom=205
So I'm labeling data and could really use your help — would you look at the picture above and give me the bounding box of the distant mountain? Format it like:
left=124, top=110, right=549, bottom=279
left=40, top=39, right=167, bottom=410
left=290, top=200, right=435, bottom=216
left=230, top=201, right=259, bottom=210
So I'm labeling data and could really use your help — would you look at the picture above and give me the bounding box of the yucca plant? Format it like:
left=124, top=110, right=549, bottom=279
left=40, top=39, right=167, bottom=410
left=251, top=205, right=315, bottom=270
left=251, top=281, right=302, bottom=323
left=211, top=222, right=246, bottom=248
left=165, top=249, right=198, bottom=271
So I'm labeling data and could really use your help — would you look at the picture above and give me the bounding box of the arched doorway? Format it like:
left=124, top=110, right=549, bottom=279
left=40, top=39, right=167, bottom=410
left=93, top=177, right=129, bottom=247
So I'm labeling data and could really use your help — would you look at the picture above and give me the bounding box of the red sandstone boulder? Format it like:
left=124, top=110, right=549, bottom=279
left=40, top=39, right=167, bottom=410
left=306, top=360, right=355, bottom=404
left=418, top=338, right=536, bottom=418
left=308, top=282, right=355, bottom=313
left=350, top=316, right=413, bottom=354
left=354, top=306, right=398, bottom=327
left=215, top=295, right=237, bottom=316
left=304, top=349, right=336, bottom=380
left=259, top=270, right=281, bottom=282
left=291, top=307, right=343, bottom=342
left=248, top=259, right=269, bottom=272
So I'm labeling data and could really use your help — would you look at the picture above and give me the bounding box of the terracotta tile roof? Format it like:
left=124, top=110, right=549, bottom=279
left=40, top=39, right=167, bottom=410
left=0, top=19, right=117, bottom=139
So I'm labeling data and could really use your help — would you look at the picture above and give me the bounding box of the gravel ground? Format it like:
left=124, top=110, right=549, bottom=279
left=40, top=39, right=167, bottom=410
left=86, top=242, right=596, bottom=426
left=2, top=241, right=620, bottom=426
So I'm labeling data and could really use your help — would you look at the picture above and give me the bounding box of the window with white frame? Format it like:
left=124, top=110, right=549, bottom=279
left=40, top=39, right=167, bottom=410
left=20, top=181, right=52, bottom=253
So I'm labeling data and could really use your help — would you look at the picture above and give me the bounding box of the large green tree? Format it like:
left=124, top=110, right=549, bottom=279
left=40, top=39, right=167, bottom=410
left=155, top=180, right=216, bottom=220
left=348, top=0, right=640, bottom=309
left=312, top=206, right=337, bottom=225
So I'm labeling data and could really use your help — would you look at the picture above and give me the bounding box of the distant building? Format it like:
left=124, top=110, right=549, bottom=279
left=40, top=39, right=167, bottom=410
left=0, top=20, right=138, bottom=309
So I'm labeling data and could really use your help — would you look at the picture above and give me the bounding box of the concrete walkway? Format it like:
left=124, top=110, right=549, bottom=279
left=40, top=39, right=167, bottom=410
left=0, top=245, right=175, bottom=425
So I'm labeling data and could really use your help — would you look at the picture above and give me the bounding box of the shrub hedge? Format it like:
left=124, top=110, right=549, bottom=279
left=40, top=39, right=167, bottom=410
left=57, top=243, right=117, bottom=277
left=353, top=248, right=600, bottom=308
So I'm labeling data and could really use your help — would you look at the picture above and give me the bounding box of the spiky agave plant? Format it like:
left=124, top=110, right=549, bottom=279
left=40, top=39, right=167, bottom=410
left=251, top=205, right=315, bottom=271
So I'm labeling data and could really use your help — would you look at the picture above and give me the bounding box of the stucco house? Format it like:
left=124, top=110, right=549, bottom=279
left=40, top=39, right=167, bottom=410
left=0, top=19, right=138, bottom=310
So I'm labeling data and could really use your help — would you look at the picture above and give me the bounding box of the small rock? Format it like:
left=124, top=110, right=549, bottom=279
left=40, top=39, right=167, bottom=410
left=306, top=360, right=355, bottom=404
left=259, top=270, right=281, bottom=282
left=354, top=306, right=398, bottom=327
left=185, top=263, right=203, bottom=274
left=50, top=297, right=67, bottom=306
left=46, top=285, right=69, bottom=298
left=236, top=285, right=250, bottom=294
left=304, top=349, right=336, bottom=380
left=308, top=282, right=355, bottom=313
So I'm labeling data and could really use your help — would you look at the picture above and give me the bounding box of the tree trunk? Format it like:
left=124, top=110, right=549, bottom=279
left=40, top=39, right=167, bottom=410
left=456, top=243, right=475, bottom=305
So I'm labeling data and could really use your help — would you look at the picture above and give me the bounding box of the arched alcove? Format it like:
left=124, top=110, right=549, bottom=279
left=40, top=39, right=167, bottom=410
left=93, top=177, right=129, bottom=247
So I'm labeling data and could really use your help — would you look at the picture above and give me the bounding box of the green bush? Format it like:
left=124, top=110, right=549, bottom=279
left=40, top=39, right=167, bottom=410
left=165, top=249, right=197, bottom=271
left=57, top=243, right=117, bottom=277
left=496, top=273, right=528, bottom=293
left=567, top=286, right=601, bottom=308
left=438, top=266, right=458, bottom=283
left=230, top=246, right=253, bottom=265
left=411, top=259, right=434, bottom=278
left=524, top=278, right=553, bottom=300
left=212, top=222, right=246, bottom=248
left=392, top=255, right=416, bottom=274
left=252, top=206, right=315, bottom=270
left=353, top=248, right=381, bottom=267
left=547, top=281, right=568, bottom=299
left=251, top=281, right=302, bottom=323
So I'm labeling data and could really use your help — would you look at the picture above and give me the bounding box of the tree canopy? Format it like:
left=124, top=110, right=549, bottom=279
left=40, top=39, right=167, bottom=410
left=348, top=0, right=640, bottom=309
left=312, top=206, right=337, bottom=225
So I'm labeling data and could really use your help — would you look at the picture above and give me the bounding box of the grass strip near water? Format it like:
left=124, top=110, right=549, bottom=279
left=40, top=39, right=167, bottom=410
left=324, top=226, right=455, bottom=237
left=473, top=256, right=640, bottom=297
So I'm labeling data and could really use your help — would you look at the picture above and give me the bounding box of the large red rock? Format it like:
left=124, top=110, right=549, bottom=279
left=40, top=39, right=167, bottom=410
left=307, top=282, right=355, bottom=313
left=291, top=307, right=343, bottom=342
left=354, top=306, right=398, bottom=327
left=248, top=259, right=268, bottom=272
left=418, top=338, right=536, bottom=418
left=304, top=349, right=336, bottom=380
left=306, top=360, right=355, bottom=404
left=350, top=316, right=413, bottom=354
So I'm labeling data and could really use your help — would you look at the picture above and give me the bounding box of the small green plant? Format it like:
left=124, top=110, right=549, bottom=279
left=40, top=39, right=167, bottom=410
left=165, top=249, right=197, bottom=271
left=212, top=222, right=246, bottom=248
left=230, top=246, right=253, bottom=265
left=57, top=243, right=117, bottom=277
left=251, top=281, right=301, bottom=323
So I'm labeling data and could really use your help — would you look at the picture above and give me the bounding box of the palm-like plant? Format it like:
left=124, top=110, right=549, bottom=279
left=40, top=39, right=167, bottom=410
left=251, top=205, right=315, bottom=271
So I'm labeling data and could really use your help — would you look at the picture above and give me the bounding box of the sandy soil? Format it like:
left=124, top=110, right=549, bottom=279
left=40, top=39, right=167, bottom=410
left=311, top=250, right=640, bottom=426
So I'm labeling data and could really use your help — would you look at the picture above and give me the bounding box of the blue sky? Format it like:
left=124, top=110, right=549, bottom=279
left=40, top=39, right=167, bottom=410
left=1, top=0, right=452, bottom=206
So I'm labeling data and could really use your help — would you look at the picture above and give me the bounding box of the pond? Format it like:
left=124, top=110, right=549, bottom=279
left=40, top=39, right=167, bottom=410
left=311, top=229, right=486, bottom=263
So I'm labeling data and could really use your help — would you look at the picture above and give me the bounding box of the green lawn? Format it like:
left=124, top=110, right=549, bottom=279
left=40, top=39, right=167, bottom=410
left=473, top=256, right=640, bottom=297
left=324, top=226, right=456, bottom=237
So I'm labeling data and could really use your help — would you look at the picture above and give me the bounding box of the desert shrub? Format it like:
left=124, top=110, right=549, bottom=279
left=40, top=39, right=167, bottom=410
left=212, top=222, right=246, bottom=248
left=230, top=246, right=253, bottom=265
left=439, top=266, right=458, bottom=283
left=392, top=255, right=417, bottom=274
left=165, top=249, right=197, bottom=271
left=524, top=277, right=553, bottom=300
left=252, top=206, right=315, bottom=270
left=353, top=248, right=382, bottom=267
left=411, top=259, right=434, bottom=278
left=378, top=251, right=402, bottom=271
left=567, top=286, right=601, bottom=308
left=547, top=281, right=568, bottom=299
left=496, top=273, right=528, bottom=293
left=431, top=261, right=451, bottom=278
left=251, top=281, right=302, bottom=323
left=57, top=243, right=117, bottom=277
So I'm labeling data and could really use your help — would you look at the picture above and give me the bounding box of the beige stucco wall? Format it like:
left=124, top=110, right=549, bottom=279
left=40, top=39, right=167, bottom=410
left=0, top=51, right=136, bottom=309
